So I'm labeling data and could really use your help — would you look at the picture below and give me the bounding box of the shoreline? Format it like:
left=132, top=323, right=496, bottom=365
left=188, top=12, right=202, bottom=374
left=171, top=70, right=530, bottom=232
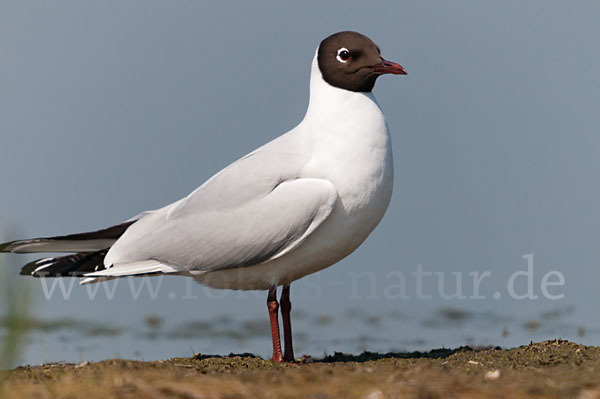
left=3, top=339, right=599, bottom=398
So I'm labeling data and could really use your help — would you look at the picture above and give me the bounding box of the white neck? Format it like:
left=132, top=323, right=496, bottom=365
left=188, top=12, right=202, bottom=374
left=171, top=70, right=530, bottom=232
left=302, top=50, right=382, bottom=126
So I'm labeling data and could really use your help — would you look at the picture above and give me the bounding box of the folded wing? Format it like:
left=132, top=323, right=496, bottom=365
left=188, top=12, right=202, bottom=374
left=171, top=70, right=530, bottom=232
left=102, top=176, right=337, bottom=274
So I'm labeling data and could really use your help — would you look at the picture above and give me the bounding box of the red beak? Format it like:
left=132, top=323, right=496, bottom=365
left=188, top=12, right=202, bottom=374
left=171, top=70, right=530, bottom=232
left=372, top=58, right=407, bottom=75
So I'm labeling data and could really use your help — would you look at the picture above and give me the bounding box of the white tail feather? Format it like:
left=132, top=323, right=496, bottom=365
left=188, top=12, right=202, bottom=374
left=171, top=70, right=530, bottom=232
left=80, top=260, right=180, bottom=285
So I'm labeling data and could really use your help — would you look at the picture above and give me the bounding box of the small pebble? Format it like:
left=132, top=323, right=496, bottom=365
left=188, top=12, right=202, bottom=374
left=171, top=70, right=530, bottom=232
left=75, top=361, right=89, bottom=368
left=484, top=370, right=501, bottom=380
left=365, top=390, right=383, bottom=399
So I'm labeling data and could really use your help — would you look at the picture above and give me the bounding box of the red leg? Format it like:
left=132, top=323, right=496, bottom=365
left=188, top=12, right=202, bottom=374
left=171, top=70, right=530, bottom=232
left=267, top=286, right=283, bottom=362
left=280, top=285, right=295, bottom=362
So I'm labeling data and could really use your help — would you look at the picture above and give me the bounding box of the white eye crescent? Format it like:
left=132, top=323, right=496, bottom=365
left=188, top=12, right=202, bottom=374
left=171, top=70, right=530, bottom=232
left=336, top=47, right=351, bottom=63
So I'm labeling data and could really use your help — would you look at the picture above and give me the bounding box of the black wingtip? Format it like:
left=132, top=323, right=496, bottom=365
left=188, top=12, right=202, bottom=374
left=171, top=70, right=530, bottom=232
left=19, top=250, right=108, bottom=278
left=0, top=240, right=17, bottom=253
left=20, top=260, right=37, bottom=276
left=0, top=221, right=135, bottom=254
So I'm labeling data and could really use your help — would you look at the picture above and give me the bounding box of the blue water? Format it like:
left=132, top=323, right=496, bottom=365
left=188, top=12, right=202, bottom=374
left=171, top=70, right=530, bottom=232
left=5, top=261, right=598, bottom=366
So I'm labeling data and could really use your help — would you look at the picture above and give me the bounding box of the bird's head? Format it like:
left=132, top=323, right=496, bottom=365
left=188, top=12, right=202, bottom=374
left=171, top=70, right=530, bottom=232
left=317, top=31, right=406, bottom=93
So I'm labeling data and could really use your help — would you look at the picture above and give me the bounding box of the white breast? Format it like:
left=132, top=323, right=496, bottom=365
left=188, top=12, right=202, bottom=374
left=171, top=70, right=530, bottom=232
left=194, top=53, right=394, bottom=290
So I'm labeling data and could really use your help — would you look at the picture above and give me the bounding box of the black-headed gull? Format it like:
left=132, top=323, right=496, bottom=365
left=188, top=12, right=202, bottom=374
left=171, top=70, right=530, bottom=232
left=1, top=31, right=406, bottom=362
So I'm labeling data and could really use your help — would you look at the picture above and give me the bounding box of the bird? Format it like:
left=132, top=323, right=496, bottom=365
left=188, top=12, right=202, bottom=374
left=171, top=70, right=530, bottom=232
left=0, top=31, right=406, bottom=362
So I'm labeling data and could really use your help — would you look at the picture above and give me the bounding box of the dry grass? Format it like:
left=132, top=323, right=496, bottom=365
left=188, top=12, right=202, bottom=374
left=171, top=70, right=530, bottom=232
left=2, top=340, right=600, bottom=398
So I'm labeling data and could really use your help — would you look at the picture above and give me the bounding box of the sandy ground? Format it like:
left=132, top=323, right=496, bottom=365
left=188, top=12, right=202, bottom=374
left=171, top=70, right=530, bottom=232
left=2, top=340, right=599, bottom=399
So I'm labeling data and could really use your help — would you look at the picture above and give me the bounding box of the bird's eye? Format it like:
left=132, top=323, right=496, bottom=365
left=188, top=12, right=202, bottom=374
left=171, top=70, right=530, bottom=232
left=336, top=48, right=351, bottom=63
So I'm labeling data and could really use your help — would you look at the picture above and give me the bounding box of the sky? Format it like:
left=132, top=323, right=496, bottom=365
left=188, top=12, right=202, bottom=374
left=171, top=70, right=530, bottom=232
left=1, top=1, right=600, bottom=364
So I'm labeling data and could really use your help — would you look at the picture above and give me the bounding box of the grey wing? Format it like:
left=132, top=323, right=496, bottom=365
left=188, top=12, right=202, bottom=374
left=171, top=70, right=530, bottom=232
left=103, top=151, right=338, bottom=273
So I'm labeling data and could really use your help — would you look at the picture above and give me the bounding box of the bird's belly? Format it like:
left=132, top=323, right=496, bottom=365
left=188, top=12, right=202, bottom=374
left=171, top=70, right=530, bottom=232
left=194, top=141, right=394, bottom=291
